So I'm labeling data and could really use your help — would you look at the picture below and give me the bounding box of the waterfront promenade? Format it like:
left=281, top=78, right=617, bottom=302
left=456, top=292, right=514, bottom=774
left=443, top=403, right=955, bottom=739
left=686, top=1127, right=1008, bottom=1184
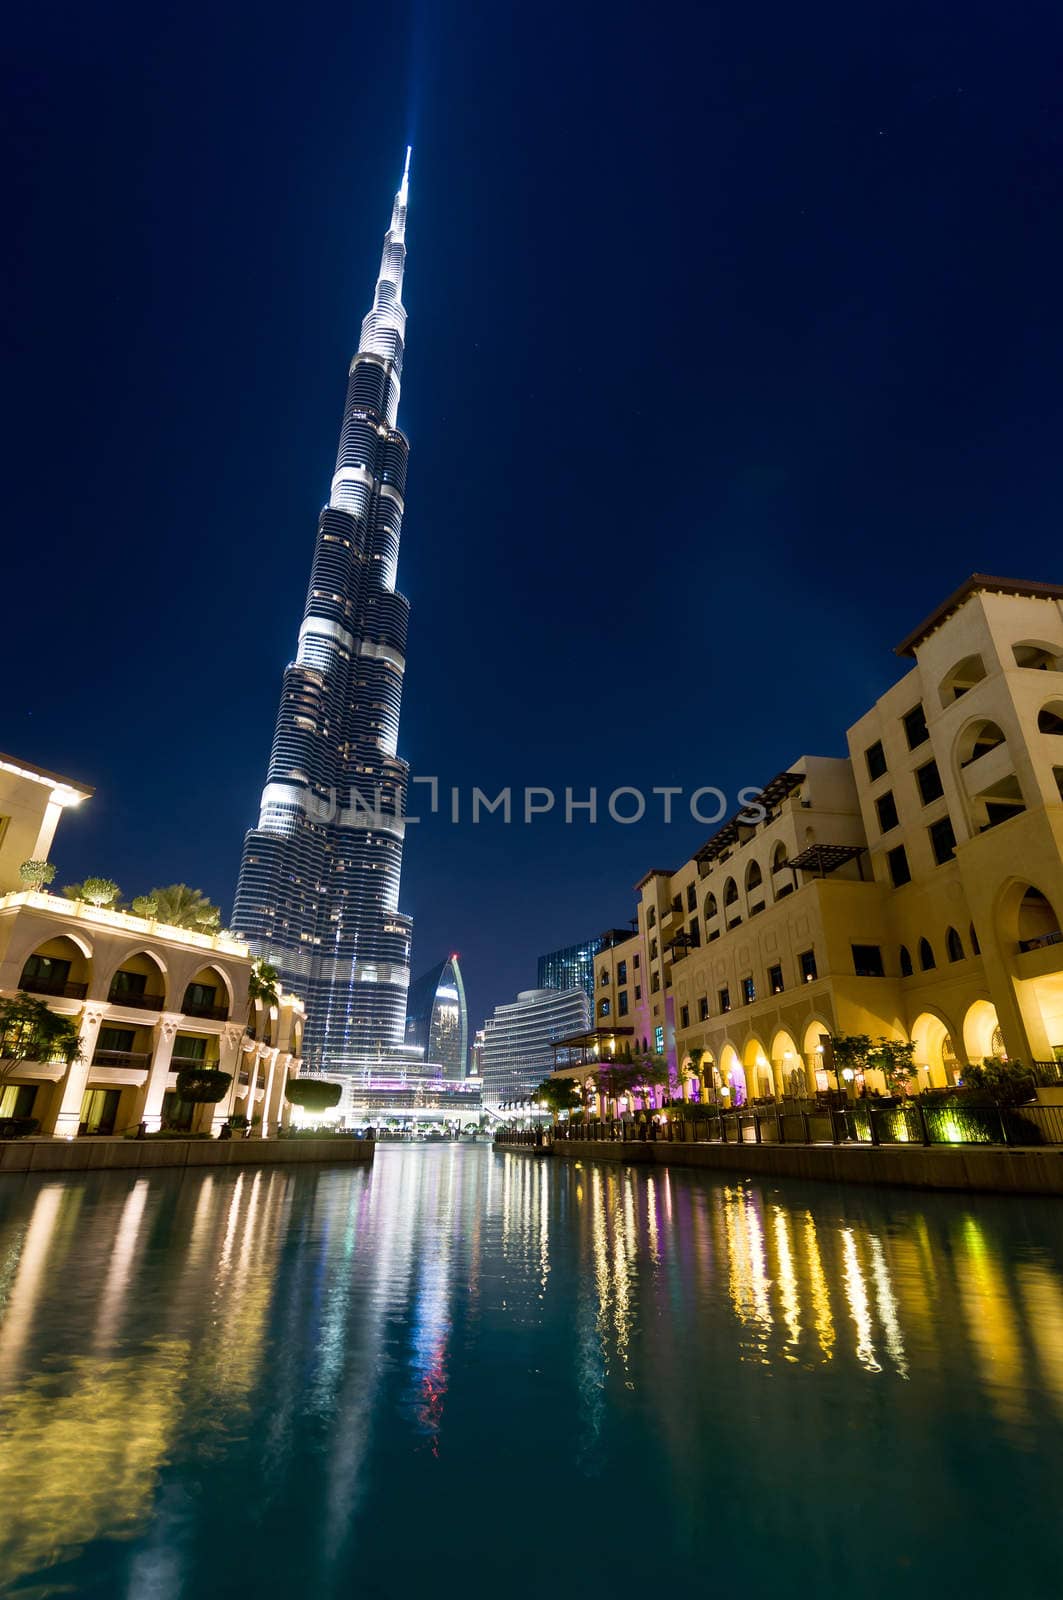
left=496, top=1107, right=1063, bottom=1195
left=0, top=1134, right=374, bottom=1176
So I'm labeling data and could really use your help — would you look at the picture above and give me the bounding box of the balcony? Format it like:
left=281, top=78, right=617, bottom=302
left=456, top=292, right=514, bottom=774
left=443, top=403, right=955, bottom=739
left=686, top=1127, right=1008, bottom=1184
left=107, top=988, right=165, bottom=1011
left=181, top=1000, right=230, bottom=1021
left=171, top=1055, right=221, bottom=1071
left=93, top=1048, right=152, bottom=1070
left=19, top=976, right=88, bottom=1000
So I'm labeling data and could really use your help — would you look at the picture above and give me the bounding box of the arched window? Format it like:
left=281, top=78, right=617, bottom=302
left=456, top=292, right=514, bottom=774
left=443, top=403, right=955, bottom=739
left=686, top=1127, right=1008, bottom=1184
left=1013, top=641, right=1063, bottom=672
left=919, top=938, right=936, bottom=971
left=956, top=719, right=1007, bottom=768
left=1038, top=701, right=1063, bottom=735
left=723, top=878, right=738, bottom=906
left=745, top=861, right=763, bottom=892
left=939, top=653, right=987, bottom=706
left=969, top=922, right=981, bottom=956
left=899, top=944, right=913, bottom=977
left=704, top=892, right=718, bottom=919
left=946, top=927, right=964, bottom=963
left=771, top=842, right=788, bottom=872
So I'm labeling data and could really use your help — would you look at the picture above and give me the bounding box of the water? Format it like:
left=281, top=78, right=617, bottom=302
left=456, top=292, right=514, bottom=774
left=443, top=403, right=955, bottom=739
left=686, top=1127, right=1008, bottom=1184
left=0, top=1146, right=1060, bottom=1598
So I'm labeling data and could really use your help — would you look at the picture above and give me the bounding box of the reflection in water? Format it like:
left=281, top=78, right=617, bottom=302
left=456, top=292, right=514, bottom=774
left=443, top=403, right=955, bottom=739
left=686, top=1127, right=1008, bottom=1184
left=0, top=1149, right=1059, bottom=1599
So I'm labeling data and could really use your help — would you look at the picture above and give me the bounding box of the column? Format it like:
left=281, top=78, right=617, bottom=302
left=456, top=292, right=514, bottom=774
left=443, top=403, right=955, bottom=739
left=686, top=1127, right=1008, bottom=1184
left=210, top=1026, right=245, bottom=1136
left=266, top=1055, right=289, bottom=1135
left=53, top=1006, right=106, bottom=1138
left=256, top=1055, right=276, bottom=1136
left=141, top=1016, right=182, bottom=1133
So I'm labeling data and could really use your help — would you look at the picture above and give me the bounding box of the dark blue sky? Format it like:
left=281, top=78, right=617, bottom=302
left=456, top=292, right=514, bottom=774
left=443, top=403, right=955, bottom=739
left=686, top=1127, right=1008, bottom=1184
left=4, top=0, right=1062, bottom=1031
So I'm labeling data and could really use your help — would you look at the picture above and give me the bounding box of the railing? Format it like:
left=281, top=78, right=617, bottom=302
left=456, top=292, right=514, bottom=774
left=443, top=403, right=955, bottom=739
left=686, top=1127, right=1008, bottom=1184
left=181, top=1001, right=230, bottom=1021
left=512, top=1100, right=1063, bottom=1150
left=1018, top=930, right=1063, bottom=953
left=107, top=990, right=166, bottom=1011
left=172, top=1055, right=221, bottom=1071
left=18, top=976, right=88, bottom=999
left=1032, top=1059, right=1063, bottom=1086
left=92, top=1049, right=152, bottom=1070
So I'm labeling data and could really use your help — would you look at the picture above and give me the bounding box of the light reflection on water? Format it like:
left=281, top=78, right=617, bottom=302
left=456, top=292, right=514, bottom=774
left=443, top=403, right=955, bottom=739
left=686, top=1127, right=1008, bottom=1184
left=0, top=1147, right=1060, bottom=1598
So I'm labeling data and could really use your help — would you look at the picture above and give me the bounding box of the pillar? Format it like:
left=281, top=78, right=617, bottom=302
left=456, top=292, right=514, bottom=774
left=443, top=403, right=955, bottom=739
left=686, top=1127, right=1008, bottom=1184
left=141, top=1016, right=182, bottom=1132
left=210, top=1026, right=246, bottom=1136
left=53, top=1006, right=106, bottom=1138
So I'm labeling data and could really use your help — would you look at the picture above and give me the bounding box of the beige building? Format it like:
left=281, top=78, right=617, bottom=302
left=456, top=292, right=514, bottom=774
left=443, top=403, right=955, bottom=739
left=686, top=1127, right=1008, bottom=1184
left=0, top=754, right=304, bottom=1137
left=581, top=576, right=1063, bottom=1105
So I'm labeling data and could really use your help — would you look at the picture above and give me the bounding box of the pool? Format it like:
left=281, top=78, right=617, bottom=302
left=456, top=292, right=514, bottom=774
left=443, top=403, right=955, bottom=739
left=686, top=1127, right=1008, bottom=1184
left=0, top=1144, right=1060, bottom=1597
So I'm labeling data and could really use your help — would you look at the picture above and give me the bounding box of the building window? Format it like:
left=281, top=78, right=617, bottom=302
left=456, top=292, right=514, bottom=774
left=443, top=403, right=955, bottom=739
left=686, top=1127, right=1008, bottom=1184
left=686, top=883, right=697, bottom=911
left=634, top=984, right=641, bottom=1001
left=916, top=759, right=944, bottom=805
left=719, top=986, right=731, bottom=1013
left=969, top=922, right=981, bottom=956
left=618, top=990, right=629, bottom=1016
left=887, top=844, right=912, bottom=887
left=633, top=953, right=640, bottom=969
left=865, top=741, right=887, bottom=781
left=688, top=919, right=701, bottom=948
left=647, top=907, right=656, bottom=928
left=649, top=938, right=658, bottom=960
left=902, top=703, right=929, bottom=749
left=651, top=973, right=660, bottom=993
left=899, top=944, right=913, bottom=976
left=919, top=938, right=936, bottom=971
left=928, top=816, right=956, bottom=865
left=852, top=944, right=885, bottom=977
left=799, top=949, right=818, bottom=983
left=698, top=996, right=709, bottom=1022
left=598, top=999, right=611, bottom=1018
left=946, top=927, right=964, bottom=962
left=741, top=976, right=756, bottom=1005
left=876, top=791, right=899, bottom=833
left=768, top=963, right=784, bottom=995
left=599, top=970, right=610, bottom=986
left=617, top=960, right=627, bottom=985
left=680, top=1004, right=690, bottom=1029
left=654, top=1026, right=665, bottom=1054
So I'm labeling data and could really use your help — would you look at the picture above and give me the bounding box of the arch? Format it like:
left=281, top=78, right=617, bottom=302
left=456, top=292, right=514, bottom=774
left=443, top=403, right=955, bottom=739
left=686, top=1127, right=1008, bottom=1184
left=955, top=718, right=1007, bottom=768
left=1013, top=640, right=1063, bottom=672
left=910, top=1010, right=957, bottom=1087
left=745, top=860, right=763, bottom=893
left=939, top=652, right=987, bottom=707
left=718, top=1043, right=746, bottom=1107
left=17, top=933, right=92, bottom=999
left=969, top=922, right=981, bottom=956
left=723, top=877, right=738, bottom=907
left=182, top=962, right=235, bottom=1016
left=771, top=842, right=789, bottom=872
left=962, top=999, right=1002, bottom=1064
left=918, top=938, right=936, bottom=971
left=945, top=926, right=964, bottom=963
left=770, top=1029, right=803, bottom=1097
left=104, top=948, right=168, bottom=1008
left=742, top=1036, right=772, bottom=1099
left=1037, top=700, right=1063, bottom=736
left=899, top=944, right=913, bottom=977
left=704, top=892, right=718, bottom=919
left=996, top=879, right=1063, bottom=950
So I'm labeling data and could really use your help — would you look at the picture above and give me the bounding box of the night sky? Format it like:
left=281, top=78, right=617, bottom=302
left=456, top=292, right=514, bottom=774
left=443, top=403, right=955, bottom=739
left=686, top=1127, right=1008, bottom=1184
left=4, top=1, right=1062, bottom=1033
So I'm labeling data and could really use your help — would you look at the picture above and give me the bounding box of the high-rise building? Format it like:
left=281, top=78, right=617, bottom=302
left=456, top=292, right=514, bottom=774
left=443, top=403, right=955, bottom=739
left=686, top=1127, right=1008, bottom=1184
left=537, top=933, right=629, bottom=1010
left=233, top=153, right=416, bottom=1078
left=480, top=987, right=590, bottom=1107
left=405, top=955, right=469, bottom=1079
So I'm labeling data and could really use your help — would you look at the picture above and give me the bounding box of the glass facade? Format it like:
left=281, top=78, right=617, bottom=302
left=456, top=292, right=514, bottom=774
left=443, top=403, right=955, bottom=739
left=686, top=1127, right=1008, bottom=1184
left=537, top=938, right=606, bottom=1009
left=480, top=987, right=590, bottom=1107
left=404, top=956, right=469, bottom=1080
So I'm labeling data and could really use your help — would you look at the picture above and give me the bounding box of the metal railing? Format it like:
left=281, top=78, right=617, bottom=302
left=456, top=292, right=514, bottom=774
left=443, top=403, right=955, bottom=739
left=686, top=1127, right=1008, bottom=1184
left=92, top=1048, right=152, bottom=1070
left=18, top=976, right=89, bottom=1000
left=107, top=989, right=166, bottom=1011
left=181, top=1001, right=230, bottom=1021
left=498, top=1100, right=1063, bottom=1150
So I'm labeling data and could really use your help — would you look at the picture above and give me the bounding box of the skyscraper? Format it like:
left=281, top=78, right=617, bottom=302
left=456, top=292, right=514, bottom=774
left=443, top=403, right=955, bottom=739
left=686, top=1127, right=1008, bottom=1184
left=233, top=153, right=415, bottom=1078
left=405, top=955, right=469, bottom=1079
left=480, top=987, right=590, bottom=1108
left=537, top=932, right=630, bottom=1010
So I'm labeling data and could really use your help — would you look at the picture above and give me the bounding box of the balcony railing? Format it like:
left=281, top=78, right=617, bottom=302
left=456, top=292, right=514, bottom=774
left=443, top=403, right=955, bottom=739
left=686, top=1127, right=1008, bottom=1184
left=92, top=1049, right=152, bottom=1070
left=107, top=989, right=165, bottom=1011
left=181, top=1001, right=230, bottom=1021
left=1018, top=930, right=1063, bottom=954
left=19, top=976, right=88, bottom=1000
left=171, top=1055, right=221, bottom=1071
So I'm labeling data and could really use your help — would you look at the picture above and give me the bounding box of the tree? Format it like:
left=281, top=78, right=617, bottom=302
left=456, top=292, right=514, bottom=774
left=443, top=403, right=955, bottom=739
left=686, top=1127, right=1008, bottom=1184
left=962, top=1058, right=1035, bottom=1106
left=247, top=958, right=280, bottom=1033
left=285, top=1079, right=343, bottom=1113
left=143, top=884, right=221, bottom=931
left=633, top=1052, right=671, bottom=1108
left=533, top=1075, right=581, bottom=1116
left=0, top=995, right=82, bottom=1101
left=18, top=860, right=55, bottom=893
left=867, top=1039, right=917, bottom=1095
left=131, top=894, right=159, bottom=919
left=175, top=1066, right=233, bottom=1103
left=686, top=1046, right=705, bottom=1103
left=64, top=877, right=121, bottom=908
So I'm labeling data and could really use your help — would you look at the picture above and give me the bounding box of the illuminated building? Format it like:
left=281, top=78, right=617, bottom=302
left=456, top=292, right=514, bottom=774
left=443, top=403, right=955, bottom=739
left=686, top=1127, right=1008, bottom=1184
left=404, top=955, right=468, bottom=1078
left=480, top=986, right=590, bottom=1108
left=537, top=932, right=629, bottom=1010
left=233, top=152, right=416, bottom=1080
left=0, top=758, right=304, bottom=1134
left=577, top=576, right=1063, bottom=1101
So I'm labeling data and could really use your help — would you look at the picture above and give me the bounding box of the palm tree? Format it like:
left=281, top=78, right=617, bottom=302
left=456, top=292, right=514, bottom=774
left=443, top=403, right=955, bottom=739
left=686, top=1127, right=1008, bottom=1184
left=144, top=884, right=221, bottom=931
left=247, top=959, right=280, bottom=1037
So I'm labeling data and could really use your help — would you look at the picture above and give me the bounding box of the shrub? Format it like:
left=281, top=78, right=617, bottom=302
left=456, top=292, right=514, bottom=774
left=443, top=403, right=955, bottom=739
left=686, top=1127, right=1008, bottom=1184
left=175, top=1067, right=232, bottom=1103
left=18, top=860, right=55, bottom=893
left=285, top=1079, right=343, bottom=1112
